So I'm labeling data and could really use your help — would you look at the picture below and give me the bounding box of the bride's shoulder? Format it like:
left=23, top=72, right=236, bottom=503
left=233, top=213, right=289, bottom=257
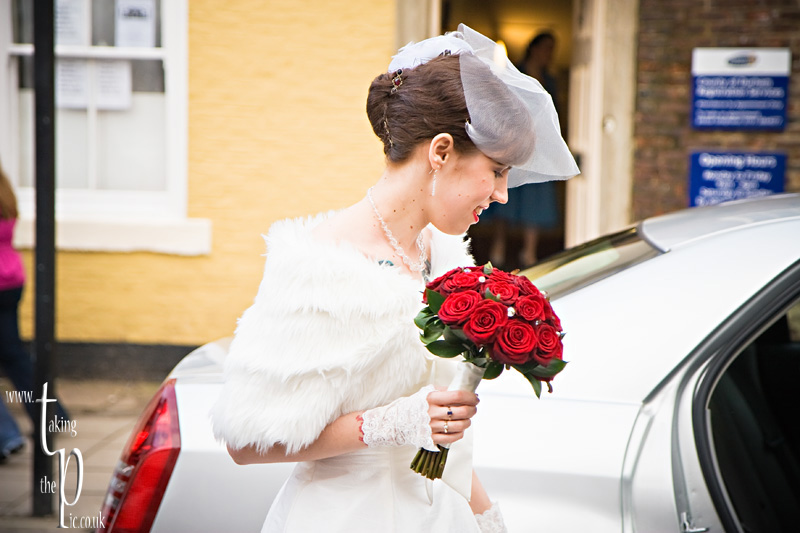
left=310, top=211, right=347, bottom=241
left=310, top=205, right=382, bottom=254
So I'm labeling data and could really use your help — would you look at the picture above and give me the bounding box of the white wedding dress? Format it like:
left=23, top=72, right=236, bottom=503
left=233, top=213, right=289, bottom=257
left=263, top=447, right=478, bottom=532
left=211, top=213, right=481, bottom=532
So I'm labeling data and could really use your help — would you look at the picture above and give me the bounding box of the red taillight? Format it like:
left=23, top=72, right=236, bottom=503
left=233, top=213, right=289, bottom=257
left=98, top=379, right=180, bottom=533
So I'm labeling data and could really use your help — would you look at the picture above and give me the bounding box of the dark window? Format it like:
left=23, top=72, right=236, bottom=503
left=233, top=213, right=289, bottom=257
left=707, top=300, right=800, bottom=532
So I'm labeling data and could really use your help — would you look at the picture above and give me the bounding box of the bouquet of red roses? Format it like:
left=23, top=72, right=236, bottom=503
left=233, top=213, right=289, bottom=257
left=410, top=263, right=566, bottom=479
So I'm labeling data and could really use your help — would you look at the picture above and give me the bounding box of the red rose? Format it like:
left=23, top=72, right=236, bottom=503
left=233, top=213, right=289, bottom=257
left=487, top=269, right=514, bottom=283
left=423, top=268, right=460, bottom=303
left=515, top=295, right=546, bottom=322
left=485, top=281, right=519, bottom=305
left=534, top=324, right=563, bottom=365
left=492, top=320, right=538, bottom=365
left=443, top=270, right=484, bottom=293
left=438, top=291, right=482, bottom=326
left=426, top=268, right=460, bottom=294
left=543, top=301, right=562, bottom=330
left=463, top=300, right=508, bottom=345
left=514, top=275, right=541, bottom=297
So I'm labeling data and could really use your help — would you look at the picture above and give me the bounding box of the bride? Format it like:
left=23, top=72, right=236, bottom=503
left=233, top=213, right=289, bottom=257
left=211, top=25, right=578, bottom=532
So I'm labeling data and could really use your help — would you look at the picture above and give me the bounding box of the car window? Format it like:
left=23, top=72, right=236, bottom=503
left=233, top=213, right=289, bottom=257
left=707, top=298, right=800, bottom=532
left=519, top=226, right=662, bottom=298
left=787, top=304, right=800, bottom=341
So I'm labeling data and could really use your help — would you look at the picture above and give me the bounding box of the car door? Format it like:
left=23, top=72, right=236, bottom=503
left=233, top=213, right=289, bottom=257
left=689, top=260, right=800, bottom=533
left=622, top=259, right=800, bottom=533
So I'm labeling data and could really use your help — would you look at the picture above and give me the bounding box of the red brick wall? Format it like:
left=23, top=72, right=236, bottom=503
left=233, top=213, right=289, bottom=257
left=633, top=0, right=800, bottom=219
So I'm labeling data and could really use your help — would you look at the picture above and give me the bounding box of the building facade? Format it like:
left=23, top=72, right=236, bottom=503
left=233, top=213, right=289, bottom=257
left=0, top=0, right=796, bottom=376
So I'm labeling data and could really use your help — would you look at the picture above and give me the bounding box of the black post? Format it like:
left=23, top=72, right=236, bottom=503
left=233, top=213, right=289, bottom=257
left=32, top=0, right=56, bottom=517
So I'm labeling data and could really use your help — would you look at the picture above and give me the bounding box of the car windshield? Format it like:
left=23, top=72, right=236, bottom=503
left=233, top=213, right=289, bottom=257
left=520, top=226, right=662, bottom=298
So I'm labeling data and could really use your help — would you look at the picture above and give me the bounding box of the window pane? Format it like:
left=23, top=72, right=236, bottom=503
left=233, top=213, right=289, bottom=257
left=10, top=0, right=170, bottom=195
left=56, top=109, right=89, bottom=189
left=708, top=299, right=800, bottom=530
left=96, top=93, right=166, bottom=191
left=17, top=55, right=34, bottom=91
left=17, top=89, right=34, bottom=188
left=94, top=0, right=163, bottom=47
left=16, top=91, right=89, bottom=189
left=132, top=59, right=164, bottom=93
left=519, top=227, right=662, bottom=298
left=12, top=0, right=34, bottom=44
left=91, top=0, right=115, bottom=46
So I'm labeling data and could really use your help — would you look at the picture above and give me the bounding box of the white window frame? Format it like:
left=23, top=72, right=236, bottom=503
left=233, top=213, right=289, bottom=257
left=0, top=0, right=210, bottom=255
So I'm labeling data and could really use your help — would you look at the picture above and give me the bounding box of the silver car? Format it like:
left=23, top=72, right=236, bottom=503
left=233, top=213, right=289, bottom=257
left=98, top=193, right=800, bottom=532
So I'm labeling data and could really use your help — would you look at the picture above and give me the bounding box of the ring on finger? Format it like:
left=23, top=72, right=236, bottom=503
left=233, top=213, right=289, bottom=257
left=443, top=421, right=449, bottom=434
left=446, top=406, right=453, bottom=419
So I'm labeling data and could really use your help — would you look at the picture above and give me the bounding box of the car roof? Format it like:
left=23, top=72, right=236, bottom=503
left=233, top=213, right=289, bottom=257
left=640, top=193, right=800, bottom=252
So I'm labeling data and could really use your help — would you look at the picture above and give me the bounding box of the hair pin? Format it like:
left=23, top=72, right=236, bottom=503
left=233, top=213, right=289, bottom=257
left=390, top=69, right=403, bottom=94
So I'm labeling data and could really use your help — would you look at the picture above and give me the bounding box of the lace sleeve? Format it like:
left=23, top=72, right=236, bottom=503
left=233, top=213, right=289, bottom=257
left=361, top=385, right=437, bottom=451
left=475, top=501, right=508, bottom=533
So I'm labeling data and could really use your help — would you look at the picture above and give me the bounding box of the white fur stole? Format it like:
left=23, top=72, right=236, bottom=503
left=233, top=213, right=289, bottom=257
left=210, top=213, right=473, bottom=454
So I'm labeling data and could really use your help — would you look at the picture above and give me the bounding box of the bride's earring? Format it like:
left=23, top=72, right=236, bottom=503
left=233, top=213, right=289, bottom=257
left=431, top=168, right=438, bottom=196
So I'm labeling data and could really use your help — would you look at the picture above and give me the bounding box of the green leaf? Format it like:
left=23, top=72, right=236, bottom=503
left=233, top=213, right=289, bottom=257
left=425, top=289, right=445, bottom=314
left=483, top=263, right=494, bottom=276
left=482, top=361, right=504, bottom=380
left=414, top=308, right=434, bottom=330
left=443, top=325, right=468, bottom=343
left=485, top=289, right=500, bottom=302
left=522, top=372, right=543, bottom=398
left=514, top=360, right=540, bottom=374
left=527, top=358, right=567, bottom=379
left=426, top=340, right=467, bottom=358
left=420, top=319, right=445, bottom=344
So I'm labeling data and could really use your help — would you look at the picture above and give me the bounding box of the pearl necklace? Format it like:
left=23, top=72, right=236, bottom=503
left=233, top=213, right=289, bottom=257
left=367, top=187, right=429, bottom=280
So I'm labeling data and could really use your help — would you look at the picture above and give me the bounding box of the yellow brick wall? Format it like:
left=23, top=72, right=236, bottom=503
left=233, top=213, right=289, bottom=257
left=19, top=0, right=395, bottom=345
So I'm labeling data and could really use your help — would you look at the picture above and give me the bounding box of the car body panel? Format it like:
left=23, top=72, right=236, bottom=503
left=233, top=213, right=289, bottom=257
left=622, top=379, right=684, bottom=533
left=151, top=378, right=293, bottom=532
left=472, top=393, right=641, bottom=532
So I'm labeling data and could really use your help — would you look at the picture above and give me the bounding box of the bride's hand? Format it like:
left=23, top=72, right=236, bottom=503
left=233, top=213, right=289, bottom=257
left=426, top=389, right=479, bottom=445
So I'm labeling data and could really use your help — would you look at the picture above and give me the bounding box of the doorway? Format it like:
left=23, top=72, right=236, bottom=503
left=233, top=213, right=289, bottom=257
left=440, top=1, right=574, bottom=269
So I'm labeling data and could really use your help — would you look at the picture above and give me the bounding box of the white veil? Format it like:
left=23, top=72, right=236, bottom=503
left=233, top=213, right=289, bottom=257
left=388, top=24, right=580, bottom=187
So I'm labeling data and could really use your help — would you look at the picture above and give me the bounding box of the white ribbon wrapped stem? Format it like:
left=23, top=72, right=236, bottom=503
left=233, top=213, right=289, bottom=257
left=441, top=361, right=486, bottom=450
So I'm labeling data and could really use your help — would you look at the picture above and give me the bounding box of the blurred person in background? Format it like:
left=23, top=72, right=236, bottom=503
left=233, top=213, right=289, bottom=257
left=0, top=161, right=69, bottom=463
left=211, top=25, right=577, bottom=533
left=486, top=31, right=561, bottom=267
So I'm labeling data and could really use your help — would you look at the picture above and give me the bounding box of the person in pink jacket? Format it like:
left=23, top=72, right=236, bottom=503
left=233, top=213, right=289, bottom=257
left=0, top=163, right=68, bottom=462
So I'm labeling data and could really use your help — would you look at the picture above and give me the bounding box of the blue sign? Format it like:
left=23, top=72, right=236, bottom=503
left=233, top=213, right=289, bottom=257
left=692, top=48, right=791, bottom=131
left=689, top=152, right=785, bottom=207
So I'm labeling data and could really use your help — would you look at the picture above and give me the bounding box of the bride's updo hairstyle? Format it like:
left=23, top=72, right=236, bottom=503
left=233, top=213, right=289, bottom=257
left=366, top=54, right=478, bottom=163
left=368, top=25, right=579, bottom=185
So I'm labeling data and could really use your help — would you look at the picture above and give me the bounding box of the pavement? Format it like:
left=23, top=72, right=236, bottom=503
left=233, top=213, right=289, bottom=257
left=0, top=378, right=161, bottom=533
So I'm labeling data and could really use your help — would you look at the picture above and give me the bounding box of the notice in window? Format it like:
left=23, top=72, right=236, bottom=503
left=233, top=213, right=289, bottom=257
left=57, top=60, right=132, bottom=110
left=56, top=59, right=89, bottom=109
left=97, top=60, right=133, bottom=110
left=116, top=0, right=157, bottom=48
left=56, top=0, right=90, bottom=46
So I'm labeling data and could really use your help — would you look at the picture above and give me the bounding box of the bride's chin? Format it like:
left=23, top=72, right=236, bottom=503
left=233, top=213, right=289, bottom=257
left=431, top=220, right=472, bottom=236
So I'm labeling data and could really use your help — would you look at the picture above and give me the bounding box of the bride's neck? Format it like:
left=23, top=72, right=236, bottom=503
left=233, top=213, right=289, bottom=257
left=366, top=168, right=430, bottom=251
